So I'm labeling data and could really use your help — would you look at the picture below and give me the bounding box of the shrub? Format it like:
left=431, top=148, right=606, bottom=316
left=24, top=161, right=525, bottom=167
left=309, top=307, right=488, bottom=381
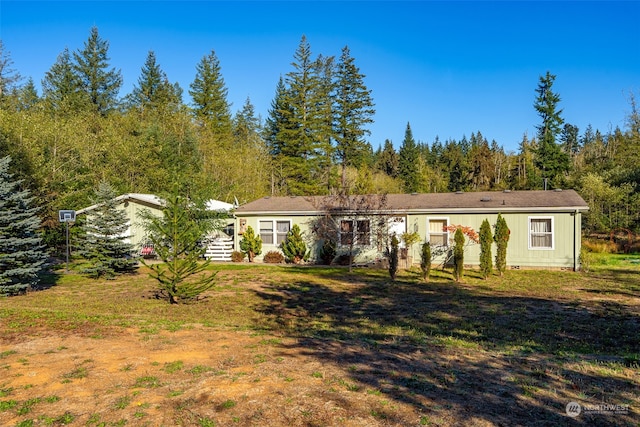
left=281, top=224, right=309, bottom=264
left=319, top=239, right=336, bottom=265
left=453, top=228, right=465, bottom=282
left=231, top=251, right=245, bottom=262
left=240, top=226, right=262, bottom=262
left=479, top=218, right=493, bottom=279
left=387, top=234, right=399, bottom=281
left=494, top=214, right=510, bottom=276
left=420, top=241, right=431, bottom=282
left=263, top=250, right=284, bottom=264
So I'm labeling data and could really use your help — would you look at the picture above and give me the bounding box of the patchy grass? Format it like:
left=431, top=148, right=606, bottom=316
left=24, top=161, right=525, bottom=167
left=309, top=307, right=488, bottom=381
left=0, top=260, right=638, bottom=426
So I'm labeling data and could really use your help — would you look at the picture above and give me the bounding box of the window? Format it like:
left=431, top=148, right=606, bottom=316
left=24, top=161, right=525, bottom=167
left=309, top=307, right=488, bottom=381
left=529, top=217, right=553, bottom=249
left=340, top=219, right=370, bottom=246
left=427, top=218, right=449, bottom=247
left=259, top=220, right=291, bottom=245
left=259, top=220, right=274, bottom=244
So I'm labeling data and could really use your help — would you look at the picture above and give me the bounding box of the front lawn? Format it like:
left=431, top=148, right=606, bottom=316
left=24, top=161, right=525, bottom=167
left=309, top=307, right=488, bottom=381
left=0, top=256, right=638, bottom=426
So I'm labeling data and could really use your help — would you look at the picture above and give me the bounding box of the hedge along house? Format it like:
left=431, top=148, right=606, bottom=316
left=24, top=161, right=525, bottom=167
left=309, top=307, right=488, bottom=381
left=233, top=189, right=589, bottom=270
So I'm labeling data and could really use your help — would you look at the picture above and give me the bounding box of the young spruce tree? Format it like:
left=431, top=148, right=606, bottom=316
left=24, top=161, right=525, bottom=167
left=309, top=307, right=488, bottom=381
left=79, top=181, right=137, bottom=279
left=141, top=192, right=217, bottom=304
left=0, top=156, right=48, bottom=295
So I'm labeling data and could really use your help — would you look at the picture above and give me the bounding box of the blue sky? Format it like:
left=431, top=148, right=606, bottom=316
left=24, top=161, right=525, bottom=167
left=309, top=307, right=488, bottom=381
left=2, top=1, right=639, bottom=152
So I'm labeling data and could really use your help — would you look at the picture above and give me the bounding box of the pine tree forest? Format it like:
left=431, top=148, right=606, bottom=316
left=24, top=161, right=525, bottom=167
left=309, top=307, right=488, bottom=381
left=1, top=30, right=640, bottom=254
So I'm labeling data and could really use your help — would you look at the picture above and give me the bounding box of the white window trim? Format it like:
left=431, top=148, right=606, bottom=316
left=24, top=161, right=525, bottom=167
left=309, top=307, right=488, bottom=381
left=426, top=217, right=450, bottom=248
left=528, top=216, right=554, bottom=250
left=259, top=219, right=292, bottom=246
left=338, top=218, right=371, bottom=247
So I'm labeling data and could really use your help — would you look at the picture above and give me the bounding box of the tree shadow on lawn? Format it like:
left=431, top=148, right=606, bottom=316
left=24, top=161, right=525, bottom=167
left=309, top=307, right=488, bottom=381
left=252, top=271, right=639, bottom=426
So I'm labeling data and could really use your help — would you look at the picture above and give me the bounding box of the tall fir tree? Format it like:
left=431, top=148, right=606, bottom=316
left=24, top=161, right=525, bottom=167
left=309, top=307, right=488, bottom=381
left=334, top=46, right=375, bottom=190
left=0, top=156, right=48, bottom=295
left=277, top=35, right=328, bottom=195
left=78, top=181, right=137, bottom=279
left=73, top=26, right=123, bottom=115
left=42, top=47, right=82, bottom=113
left=0, top=41, right=22, bottom=99
left=533, top=71, right=570, bottom=188
left=398, top=123, right=420, bottom=193
left=126, top=51, right=181, bottom=115
left=189, top=49, right=233, bottom=135
left=377, top=139, right=399, bottom=178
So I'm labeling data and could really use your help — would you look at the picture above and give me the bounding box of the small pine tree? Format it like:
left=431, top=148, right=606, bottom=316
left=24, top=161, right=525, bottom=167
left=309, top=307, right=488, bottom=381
left=494, top=214, right=510, bottom=276
left=388, top=234, right=399, bottom=281
left=240, top=225, right=262, bottom=262
left=0, top=156, right=48, bottom=296
left=420, top=241, right=431, bottom=282
left=479, top=219, right=493, bottom=279
left=281, top=224, right=309, bottom=264
left=141, top=192, right=216, bottom=304
left=453, top=228, right=465, bottom=282
left=79, top=181, right=137, bottom=279
left=319, top=239, right=336, bottom=265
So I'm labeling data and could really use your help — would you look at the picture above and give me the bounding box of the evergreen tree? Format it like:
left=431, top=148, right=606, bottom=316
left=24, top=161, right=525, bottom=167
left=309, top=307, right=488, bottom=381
left=377, top=139, right=399, bottom=177
left=387, top=234, right=399, bottom=281
left=479, top=218, right=493, bottom=279
left=0, top=41, right=22, bottom=99
left=334, top=46, right=375, bottom=189
left=0, top=156, right=48, bottom=295
left=533, top=71, right=570, bottom=187
left=453, top=228, right=465, bottom=282
left=127, top=51, right=181, bottom=115
left=73, top=26, right=123, bottom=114
left=240, top=225, right=262, bottom=262
left=189, top=49, right=233, bottom=135
left=494, top=213, right=510, bottom=276
left=277, top=36, right=328, bottom=195
left=78, top=181, right=137, bottom=279
left=398, top=123, right=420, bottom=193
left=281, top=224, right=309, bottom=264
left=420, top=241, right=431, bottom=282
left=42, top=47, right=82, bottom=113
left=16, top=78, right=39, bottom=111
left=141, top=191, right=217, bottom=304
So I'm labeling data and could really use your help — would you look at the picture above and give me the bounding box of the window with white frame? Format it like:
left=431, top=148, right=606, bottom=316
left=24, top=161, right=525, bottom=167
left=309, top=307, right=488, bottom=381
left=340, top=219, right=370, bottom=246
left=259, top=220, right=291, bottom=245
left=427, top=218, right=449, bottom=247
left=529, top=217, right=554, bottom=249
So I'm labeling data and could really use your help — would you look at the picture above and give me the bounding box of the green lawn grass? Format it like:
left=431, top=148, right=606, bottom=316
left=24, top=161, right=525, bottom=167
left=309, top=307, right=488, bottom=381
left=1, top=255, right=638, bottom=426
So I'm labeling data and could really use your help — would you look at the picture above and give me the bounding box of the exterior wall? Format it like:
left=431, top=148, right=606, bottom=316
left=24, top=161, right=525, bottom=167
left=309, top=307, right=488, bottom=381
left=117, top=201, right=163, bottom=250
left=236, top=210, right=582, bottom=269
left=83, top=200, right=163, bottom=252
left=406, top=211, right=582, bottom=270
left=235, top=214, right=382, bottom=263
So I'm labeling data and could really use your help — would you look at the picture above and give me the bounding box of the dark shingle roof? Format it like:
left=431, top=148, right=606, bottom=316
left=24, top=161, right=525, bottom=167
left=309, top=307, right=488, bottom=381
left=235, top=190, right=588, bottom=215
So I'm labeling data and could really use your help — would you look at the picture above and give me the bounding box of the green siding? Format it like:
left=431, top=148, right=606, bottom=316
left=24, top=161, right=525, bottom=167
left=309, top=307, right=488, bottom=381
left=407, top=211, right=581, bottom=269
left=235, top=211, right=582, bottom=269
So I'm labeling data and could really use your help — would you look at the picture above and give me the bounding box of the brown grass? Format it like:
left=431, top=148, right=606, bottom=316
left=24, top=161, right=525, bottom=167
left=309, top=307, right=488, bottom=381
left=0, top=256, right=638, bottom=426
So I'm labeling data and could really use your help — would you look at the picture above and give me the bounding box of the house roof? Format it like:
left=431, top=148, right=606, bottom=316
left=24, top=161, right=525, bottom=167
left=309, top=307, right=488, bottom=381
left=77, top=193, right=234, bottom=214
left=76, top=193, right=164, bottom=214
left=234, top=190, right=589, bottom=215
